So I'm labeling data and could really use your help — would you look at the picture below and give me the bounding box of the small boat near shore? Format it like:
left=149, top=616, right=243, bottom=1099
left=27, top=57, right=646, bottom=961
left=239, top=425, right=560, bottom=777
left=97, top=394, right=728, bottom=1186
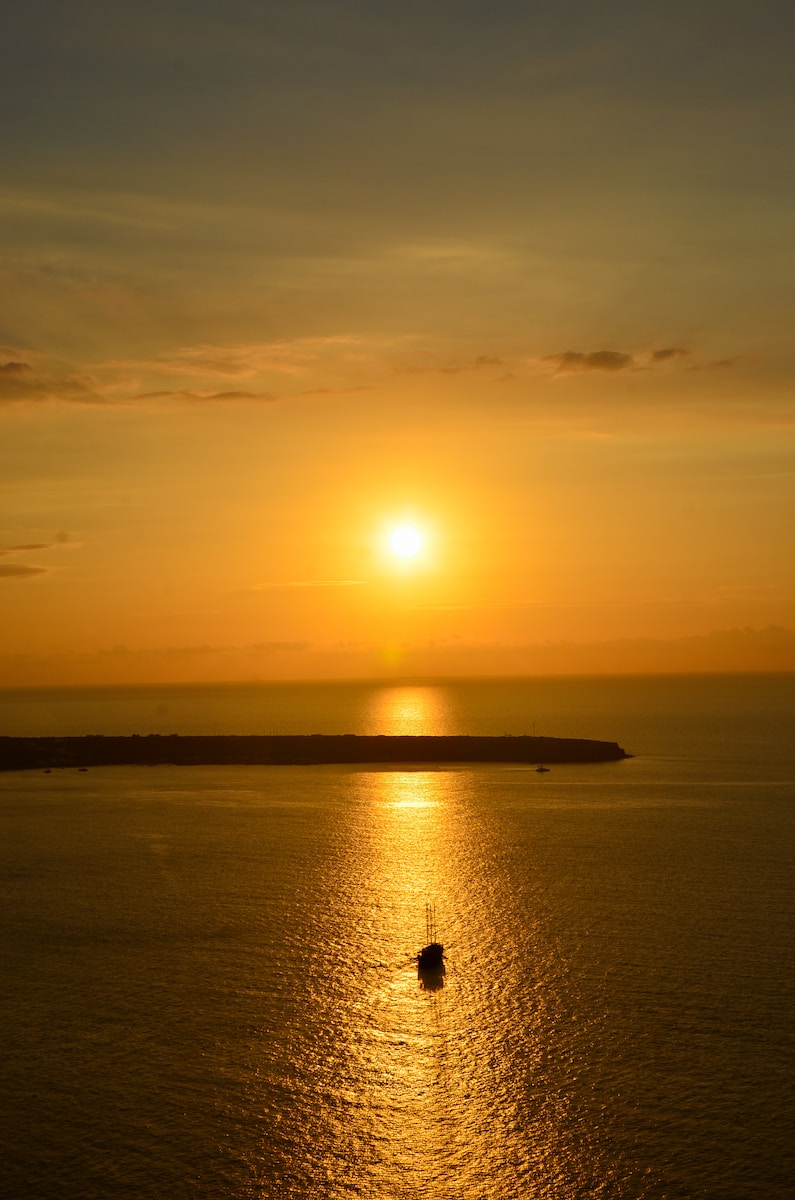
left=417, top=902, right=445, bottom=975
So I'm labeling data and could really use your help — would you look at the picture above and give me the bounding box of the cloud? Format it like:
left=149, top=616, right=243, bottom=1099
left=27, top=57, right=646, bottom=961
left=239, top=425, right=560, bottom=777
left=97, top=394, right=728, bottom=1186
left=1, top=345, right=365, bottom=407
left=3, top=366, right=285, bottom=408
left=397, top=355, right=504, bottom=377
left=0, top=533, right=72, bottom=579
left=0, top=543, right=51, bottom=555
left=0, top=358, right=104, bottom=404
left=297, top=385, right=373, bottom=398
left=438, top=355, right=504, bottom=376
left=1, top=336, right=498, bottom=411
left=0, top=563, right=47, bottom=578
left=543, top=350, right=636, bottom=375
left=541, top=346, right=708, bottom=376
left=686, top=356, right=744, bottom=372
left=114, top=336, right=365, bottom=380
left=1, top=532, right=71, bottom=556
left=3, top=336, right=377, bottom=408
left=85, top=335, right=384, bottom=404
left=136, top=389, right=276, bottom=403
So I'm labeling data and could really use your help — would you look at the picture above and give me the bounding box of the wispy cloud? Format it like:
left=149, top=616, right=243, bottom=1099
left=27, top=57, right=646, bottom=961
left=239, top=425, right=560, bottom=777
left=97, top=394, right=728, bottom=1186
left=686, top=356, right=744, bottom=372
left=86, top=335, right=385, bottom=405
left=539, top=345, right=743, bottom=377
left=542, top=350, right=636, bottom=375
left=105, top=336, right=368, bottom=380
left=0, top=356, right=104, bottom=404
left=0, top=562, right=47, bottom=578
left=0, top=334, right=754, bottom=414
left=0, top=542, right=51, bottom=555
left=0, top=531, right=71, bottom=580
left=396, top=354, right=504, bottom=377
left=297, top=385, right=374, bottom=398
left=2, top=337, right=377, bottom=407
left=136, top=389, right=276, bottom=403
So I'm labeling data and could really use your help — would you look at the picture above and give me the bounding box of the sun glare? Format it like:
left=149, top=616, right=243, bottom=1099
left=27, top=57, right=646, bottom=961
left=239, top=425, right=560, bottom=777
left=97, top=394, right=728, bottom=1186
left=389, top=524, right=423, bottom=559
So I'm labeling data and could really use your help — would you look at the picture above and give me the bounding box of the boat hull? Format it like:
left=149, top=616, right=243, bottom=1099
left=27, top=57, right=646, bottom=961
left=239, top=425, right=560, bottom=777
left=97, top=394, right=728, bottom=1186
left=417, top=942, right=445, bottom=972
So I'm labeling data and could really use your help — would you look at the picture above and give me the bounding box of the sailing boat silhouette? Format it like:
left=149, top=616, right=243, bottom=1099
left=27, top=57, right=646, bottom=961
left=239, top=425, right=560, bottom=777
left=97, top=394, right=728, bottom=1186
left=417, top=901, right=445, bottom=977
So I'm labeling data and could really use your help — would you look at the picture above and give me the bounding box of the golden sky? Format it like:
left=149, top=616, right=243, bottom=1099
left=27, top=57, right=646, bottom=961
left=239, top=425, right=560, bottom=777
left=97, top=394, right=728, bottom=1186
left=2, top=1, right=794, bottom=683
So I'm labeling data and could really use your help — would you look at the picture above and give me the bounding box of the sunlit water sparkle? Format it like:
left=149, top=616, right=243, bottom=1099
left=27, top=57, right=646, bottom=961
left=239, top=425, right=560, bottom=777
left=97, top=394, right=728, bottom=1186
left=1, top=676, right=793, bottom=1198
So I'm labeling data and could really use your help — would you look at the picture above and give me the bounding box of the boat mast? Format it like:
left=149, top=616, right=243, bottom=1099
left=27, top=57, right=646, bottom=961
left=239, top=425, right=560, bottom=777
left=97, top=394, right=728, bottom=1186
left=425, top=900, right=437, bottom=945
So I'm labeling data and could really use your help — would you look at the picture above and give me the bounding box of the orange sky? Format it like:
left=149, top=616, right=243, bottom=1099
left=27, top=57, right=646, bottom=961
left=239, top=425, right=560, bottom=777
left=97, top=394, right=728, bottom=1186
left=2, top=2, right=794, bottom=684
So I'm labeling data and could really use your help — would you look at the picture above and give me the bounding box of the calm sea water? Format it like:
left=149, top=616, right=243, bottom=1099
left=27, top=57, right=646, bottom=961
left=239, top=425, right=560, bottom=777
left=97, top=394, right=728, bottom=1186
left=1, top=675, right=793, bottom=1199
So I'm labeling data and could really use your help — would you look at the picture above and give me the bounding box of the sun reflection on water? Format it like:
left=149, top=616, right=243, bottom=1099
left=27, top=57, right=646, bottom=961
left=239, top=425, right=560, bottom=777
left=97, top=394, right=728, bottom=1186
left=300, top=767, right=548, bottom=1195
left=250, top=764, right=598, bottom=1197
left=320, top=768, right=490, bottom=1192
left=365, top=684, right=451, bottom=736
left=377, top=770, right=442, bottom=811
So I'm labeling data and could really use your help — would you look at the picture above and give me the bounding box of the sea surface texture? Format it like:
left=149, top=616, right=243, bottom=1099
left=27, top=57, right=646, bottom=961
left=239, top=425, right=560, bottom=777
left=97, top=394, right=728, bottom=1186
left=1, top=675, right=793, bottom=1199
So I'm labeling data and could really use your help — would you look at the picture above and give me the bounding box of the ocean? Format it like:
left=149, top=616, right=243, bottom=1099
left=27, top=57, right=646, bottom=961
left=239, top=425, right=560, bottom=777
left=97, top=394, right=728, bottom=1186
left=1, top=674, right=793, bottom=1199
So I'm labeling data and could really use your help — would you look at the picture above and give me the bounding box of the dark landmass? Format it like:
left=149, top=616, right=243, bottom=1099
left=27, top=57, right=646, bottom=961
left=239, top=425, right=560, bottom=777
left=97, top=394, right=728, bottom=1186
left=0, top=734, right=629, bottom=772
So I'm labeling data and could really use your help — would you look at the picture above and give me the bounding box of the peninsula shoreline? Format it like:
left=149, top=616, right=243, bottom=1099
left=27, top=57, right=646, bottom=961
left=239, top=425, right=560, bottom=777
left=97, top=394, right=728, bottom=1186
left=0, top=733, right=629, bottom=772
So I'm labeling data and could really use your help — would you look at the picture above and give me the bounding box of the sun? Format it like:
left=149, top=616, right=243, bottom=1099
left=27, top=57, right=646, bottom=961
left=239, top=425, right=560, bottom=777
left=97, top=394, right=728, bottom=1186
left=388, top=523, right=423, bottom=560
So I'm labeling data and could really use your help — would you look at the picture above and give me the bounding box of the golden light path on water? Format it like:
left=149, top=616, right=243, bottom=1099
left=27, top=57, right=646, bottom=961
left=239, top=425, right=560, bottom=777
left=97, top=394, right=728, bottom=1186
left=230, top=685, right=648, bottom=1195
left=363, top=683, right=451, bottom=736
left=239, top=661, right=612, bottom=1200
left=304, top=763, right=586, bottom=1198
